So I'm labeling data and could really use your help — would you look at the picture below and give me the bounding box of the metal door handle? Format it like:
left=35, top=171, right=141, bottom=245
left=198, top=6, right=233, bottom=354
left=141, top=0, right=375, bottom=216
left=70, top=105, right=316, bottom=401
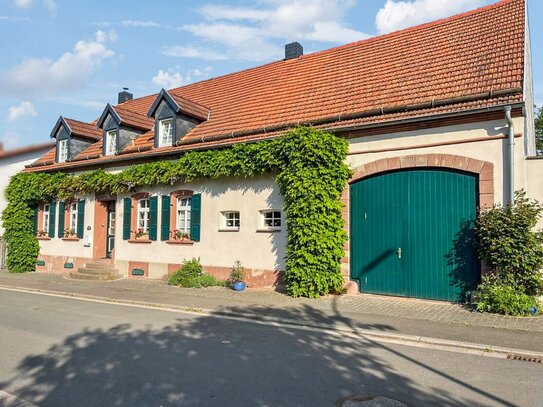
left=397, top=248, right=402, bottom=259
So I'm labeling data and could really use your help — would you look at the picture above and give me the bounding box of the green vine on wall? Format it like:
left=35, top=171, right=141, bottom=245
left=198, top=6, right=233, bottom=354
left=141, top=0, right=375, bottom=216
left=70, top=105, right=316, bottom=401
left=3, top=127, right=351, bottom=298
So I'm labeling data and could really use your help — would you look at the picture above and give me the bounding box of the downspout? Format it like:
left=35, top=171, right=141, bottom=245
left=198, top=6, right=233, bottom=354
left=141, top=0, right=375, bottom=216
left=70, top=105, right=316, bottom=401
left=504, top=106, right=515, bottom=205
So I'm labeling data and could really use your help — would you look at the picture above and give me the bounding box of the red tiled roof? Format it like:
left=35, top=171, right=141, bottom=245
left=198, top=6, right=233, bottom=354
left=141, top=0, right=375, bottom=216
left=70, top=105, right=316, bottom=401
left=28, top=0, right=527, bottom=171
left=114, top=105, right=154, bottom=131
left=169, top=93, right=211, bottom=121
left=64, top=118, right=102, bottom=141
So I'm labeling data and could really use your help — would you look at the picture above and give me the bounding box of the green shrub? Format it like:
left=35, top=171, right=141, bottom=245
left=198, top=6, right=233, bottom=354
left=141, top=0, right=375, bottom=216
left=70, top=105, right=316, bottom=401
left=475, top=277, right=540, bottom=316
left=168, top=258, right=203, bottom=287
left=168, top=258, right=226, bottom=288
left=476, top=190, right=543, bottom=297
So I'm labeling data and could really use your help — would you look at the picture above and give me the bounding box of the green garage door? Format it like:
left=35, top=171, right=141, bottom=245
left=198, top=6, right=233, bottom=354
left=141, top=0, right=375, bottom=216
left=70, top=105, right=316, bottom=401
left=350, top=169, right=479, bottom=301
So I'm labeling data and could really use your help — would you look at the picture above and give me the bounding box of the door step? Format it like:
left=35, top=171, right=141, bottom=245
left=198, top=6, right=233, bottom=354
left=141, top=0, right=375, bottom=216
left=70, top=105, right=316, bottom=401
left=70, top=260, right=122, bottom=281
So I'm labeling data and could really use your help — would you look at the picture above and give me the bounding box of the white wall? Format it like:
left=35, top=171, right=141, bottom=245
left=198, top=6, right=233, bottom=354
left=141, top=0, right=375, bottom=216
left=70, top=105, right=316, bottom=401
left=347, top=117, right=528, bottom=206
left=38, top=174, right=287, bottom=278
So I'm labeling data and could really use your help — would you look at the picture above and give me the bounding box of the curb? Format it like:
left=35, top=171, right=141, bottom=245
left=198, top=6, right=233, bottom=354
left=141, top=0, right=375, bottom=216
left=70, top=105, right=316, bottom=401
left=1, top=284, right=542, bottom=361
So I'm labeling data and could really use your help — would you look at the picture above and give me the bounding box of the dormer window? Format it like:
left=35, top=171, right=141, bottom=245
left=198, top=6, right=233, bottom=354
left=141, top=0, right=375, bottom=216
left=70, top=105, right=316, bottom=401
left=58, top=139, right=68, bottom=163
left=105, top=130, right=117, bottom=156
left=159, top=118, right=173, bottom=147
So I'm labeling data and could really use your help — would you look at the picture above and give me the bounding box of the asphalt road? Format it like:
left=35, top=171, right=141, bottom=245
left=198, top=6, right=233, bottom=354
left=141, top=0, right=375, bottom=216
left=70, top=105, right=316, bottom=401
left=0, top=290, right=541, bottom=407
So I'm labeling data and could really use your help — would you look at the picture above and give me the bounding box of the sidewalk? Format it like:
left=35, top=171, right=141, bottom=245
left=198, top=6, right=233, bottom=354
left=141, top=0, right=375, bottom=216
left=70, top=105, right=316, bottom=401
left=0, top=271, right=542, bottom=352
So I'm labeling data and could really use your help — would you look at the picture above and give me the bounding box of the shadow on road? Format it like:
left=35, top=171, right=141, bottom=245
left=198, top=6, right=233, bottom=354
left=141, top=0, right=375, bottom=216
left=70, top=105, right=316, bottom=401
left=0, top=302, right=516, bottom=407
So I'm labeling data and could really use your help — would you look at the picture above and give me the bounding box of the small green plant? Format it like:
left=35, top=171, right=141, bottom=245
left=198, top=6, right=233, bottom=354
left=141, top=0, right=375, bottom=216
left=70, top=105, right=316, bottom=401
left=37, top=230, right=47, bottom=237
left=229, top=260, right=246, bottom=284
left=475, top=276, right=540, bottom=316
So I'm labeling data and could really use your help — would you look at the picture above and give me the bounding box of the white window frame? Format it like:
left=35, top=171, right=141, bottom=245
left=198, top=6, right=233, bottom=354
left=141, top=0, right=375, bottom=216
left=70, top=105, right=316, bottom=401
left=176, top=197, right=192, bottom=234
left=158, top=118, right=173, bottom=147
left=221, top=211, right=240, bottom=231
left=43, top=204, right=50, bottom=232
left=58, top=139, right=68, bottom=163
left=260, top=210, right=282, bottom=231
left=69, top=202, right=78, bottom=232
left=105, top=130, right=117, bottom=156
left=137, top=198, right=150, bottom=234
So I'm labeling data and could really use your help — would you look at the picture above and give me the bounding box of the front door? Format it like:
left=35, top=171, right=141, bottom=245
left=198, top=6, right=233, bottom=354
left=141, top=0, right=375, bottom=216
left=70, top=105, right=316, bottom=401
left=106, top=201, right=116, bottom=258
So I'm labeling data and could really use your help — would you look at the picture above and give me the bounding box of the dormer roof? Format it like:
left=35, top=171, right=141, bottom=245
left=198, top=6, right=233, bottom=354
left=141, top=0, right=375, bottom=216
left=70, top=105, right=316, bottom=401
left=97, top=104, right=154, bottom=131
left=147, top=89, right=210, bottom=121
left=49, top=116, right=102, bottom=142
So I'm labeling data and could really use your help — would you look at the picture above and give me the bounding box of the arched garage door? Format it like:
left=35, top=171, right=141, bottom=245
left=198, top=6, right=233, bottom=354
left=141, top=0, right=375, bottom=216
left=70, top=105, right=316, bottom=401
left=350, top=169, right=479, bottom=301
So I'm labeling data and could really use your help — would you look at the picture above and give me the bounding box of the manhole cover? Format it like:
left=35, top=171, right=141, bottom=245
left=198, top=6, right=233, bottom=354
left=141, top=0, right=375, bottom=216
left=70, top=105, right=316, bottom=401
left=338, top=394, right=410, bottom=407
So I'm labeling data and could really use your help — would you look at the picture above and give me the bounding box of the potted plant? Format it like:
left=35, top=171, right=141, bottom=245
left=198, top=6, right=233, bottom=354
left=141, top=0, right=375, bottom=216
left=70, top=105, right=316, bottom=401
left=230, top=260, right=246, bottom=291
left=133, top=228, right=148, bottom=239
left=64, top=228, right=77, bottom=237
left=172, top=229, right=190, bottom=241
left=37, top=229, right=47, bottom=237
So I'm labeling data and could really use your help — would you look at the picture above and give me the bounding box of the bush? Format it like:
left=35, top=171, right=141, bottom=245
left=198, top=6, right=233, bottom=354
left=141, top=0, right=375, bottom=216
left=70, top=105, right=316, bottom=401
left=476, top=190, right=543, bottom=297
left=168, top=258, right=203, bottom=287
left=168, top=258, right=226, bottom=288
left=475, top=277, right=540, bottom=316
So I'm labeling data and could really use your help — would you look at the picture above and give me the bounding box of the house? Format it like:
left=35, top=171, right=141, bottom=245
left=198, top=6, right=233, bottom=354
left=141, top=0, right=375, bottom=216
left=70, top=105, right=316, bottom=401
left=0, top=142, right=54, bottom=269
left=0, top=142, right=55, bottom=236
left=22, top=0, right=542, bottom=300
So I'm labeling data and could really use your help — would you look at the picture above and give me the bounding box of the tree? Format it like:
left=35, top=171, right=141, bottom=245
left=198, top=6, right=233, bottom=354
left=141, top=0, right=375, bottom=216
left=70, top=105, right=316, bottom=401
left=535, top=105, right=543, bottom=155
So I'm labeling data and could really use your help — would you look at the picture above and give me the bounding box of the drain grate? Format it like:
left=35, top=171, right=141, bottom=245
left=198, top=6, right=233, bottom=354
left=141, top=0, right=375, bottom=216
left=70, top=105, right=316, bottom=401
left=506, top=353, right=542, bottom=364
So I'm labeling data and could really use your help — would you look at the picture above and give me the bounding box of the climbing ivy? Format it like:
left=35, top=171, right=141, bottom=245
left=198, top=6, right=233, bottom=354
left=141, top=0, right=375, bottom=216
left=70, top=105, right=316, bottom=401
left=3, top=127, right=351, bottom=298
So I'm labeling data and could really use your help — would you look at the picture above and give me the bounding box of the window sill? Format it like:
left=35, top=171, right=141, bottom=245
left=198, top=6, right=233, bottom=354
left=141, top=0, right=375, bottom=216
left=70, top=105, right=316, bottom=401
left=218, top=228, right=240, bottom=232
left=128, top=239, right=153, bottom=244
left=256, top=229, right=281, bottom=233
left=62, top=237, right=80, bottom=242
left=166, top=239, right=195, bottom=245
left=36, top=236, right=51, bottom=241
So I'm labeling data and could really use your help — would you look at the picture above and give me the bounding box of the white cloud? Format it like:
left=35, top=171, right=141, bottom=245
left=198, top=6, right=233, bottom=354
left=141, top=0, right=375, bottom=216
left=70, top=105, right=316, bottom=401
left=14, top=0, right=32, bottom=8
left=43, top=0, right=57, bottom=17
left=0, top=30, right=115, bottom=97
left=7, top=101, right=37, bottom=121
left=151, top=66, right=213, bottom=89
left=162, top=45, right=228, bottom=61
left=172, top=0, right=369, bottom=62
left=152, top=69, right=183, bottom=89
left=121, top=20, right=160, bottom=28
left=375, top=0, right=484, bottom=34
left=199, top=5, right=270, bottom=21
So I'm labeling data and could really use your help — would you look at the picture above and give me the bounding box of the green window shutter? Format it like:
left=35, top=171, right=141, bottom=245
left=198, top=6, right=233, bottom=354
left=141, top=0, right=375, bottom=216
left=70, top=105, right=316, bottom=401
left=33, top=205, right=39, bottom=236
left=58, top=202, right=65, bottom=238
left=77, top=200, right=85, bottom=239
left=48, top=202, right=56, bottom=238
left=190, top=193, right=201, bottom=242
left=149, top=196, right=158, bottom=241
left=161, top=195, right=171, bottom=241
left=123, top=198, right=131, bottom=241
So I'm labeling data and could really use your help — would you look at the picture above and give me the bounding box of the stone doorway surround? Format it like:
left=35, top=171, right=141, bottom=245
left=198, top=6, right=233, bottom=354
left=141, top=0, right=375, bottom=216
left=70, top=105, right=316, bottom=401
left=341, top=154, right=494, bottom=294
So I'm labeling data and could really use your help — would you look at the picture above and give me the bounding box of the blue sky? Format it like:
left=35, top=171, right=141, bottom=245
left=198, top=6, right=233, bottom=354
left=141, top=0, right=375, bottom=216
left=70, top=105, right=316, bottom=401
left=0, top=0, right=541, bottom=149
